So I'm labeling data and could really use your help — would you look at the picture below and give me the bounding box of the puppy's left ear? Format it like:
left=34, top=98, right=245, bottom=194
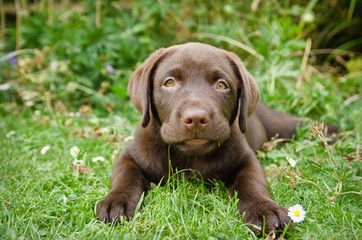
left=226, top=52, right=259, bottom=133
left=128, top=48, right=168, bottom=127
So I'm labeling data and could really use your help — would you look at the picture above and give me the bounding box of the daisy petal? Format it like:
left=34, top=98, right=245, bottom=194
left=287, top=156, right=297, bottom=167
left=92, top=156, right=106, bottom=162
left=40, top=145, right=50, bottom=155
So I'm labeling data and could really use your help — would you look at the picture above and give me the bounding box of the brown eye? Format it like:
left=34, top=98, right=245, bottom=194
left=163, top=77, right=176, bottom=87
left=215, top=80, right=229, bottom=90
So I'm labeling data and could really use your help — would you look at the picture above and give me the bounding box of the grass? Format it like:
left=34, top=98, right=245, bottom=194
left=0, top=100, right=361, bottom=239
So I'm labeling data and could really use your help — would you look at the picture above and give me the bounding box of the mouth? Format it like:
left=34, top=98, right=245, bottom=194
left=174, top=139, right=220, bottom=156
left=183, top=139, right=210, bottom=146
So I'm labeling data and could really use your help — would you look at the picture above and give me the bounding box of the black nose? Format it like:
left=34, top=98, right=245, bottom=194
left=182, top=108, right=210, bottom=130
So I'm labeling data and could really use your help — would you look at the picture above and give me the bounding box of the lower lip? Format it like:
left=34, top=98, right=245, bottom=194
left=184, top=139, right=210, bottom=146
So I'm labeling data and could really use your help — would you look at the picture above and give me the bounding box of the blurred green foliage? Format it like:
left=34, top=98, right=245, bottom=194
left=0, top=0, right=361, bottom=128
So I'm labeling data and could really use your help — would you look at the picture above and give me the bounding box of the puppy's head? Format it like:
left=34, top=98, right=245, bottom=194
left=128, top=42, right=259, bottom=155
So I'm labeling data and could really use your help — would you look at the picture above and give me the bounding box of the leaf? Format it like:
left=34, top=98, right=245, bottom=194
left=110, top=85, right=128, bottom=99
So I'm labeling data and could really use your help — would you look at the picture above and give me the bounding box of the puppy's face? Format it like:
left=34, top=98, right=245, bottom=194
left=128, top=43, right=259, bottom=156
left=153, top=45, right=240, bottom=156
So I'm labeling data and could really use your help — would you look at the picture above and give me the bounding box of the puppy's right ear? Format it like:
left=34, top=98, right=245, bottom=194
left=128, top=48, right=168, bottom=127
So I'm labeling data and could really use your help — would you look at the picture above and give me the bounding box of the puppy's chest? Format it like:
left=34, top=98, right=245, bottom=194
left=169, top=154, right=229, bottom=180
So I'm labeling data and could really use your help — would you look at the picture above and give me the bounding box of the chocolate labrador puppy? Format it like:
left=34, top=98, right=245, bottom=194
left=96, top=42, right=329, bottom=233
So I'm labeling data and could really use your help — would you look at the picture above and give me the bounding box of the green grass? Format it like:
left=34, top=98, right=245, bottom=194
left=0, top=101, right=361, bottom=239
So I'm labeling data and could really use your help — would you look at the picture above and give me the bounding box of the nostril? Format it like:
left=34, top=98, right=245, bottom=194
left=182, top=116, right=193, bottom=125
left=200, top=118, right=209, bottom=125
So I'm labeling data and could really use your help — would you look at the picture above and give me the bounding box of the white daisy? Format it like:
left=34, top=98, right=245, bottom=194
left=72, top=159, right=84, bottom=166
left=288, top=204, right=306, bottom=223
left=70, top=146, right=80, bottom=157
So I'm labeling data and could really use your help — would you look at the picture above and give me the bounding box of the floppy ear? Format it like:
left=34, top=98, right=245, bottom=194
left=128, top=48, right=168, bottom=127
left=226, top=52, right=259, bottom=133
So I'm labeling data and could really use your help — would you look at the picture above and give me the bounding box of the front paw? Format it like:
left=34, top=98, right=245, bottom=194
left=96, top=192, right=140, bottom=222
left=239, top=200, right=291, bottom=234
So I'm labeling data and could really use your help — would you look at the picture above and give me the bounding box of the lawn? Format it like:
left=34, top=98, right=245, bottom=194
left=1, top=1, right=361, bottom=239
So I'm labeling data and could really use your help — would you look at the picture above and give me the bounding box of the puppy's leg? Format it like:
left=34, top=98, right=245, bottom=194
left=97, top=154, right=148, bottom=222
left=255, top=103, right=303, bottom=140
left=255, top=103, right=339, bottom=142
left=230, top=151, right=290, bottom=234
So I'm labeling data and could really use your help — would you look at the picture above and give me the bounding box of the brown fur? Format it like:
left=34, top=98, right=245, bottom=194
left=96, top=42, right=335, bottom=233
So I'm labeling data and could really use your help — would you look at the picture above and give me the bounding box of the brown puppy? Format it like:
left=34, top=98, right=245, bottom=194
left=97, top=42, right=313, bottom=233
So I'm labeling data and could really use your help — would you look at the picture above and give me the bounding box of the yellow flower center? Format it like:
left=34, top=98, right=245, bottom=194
left=294, top=210, right=300, bottom=217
